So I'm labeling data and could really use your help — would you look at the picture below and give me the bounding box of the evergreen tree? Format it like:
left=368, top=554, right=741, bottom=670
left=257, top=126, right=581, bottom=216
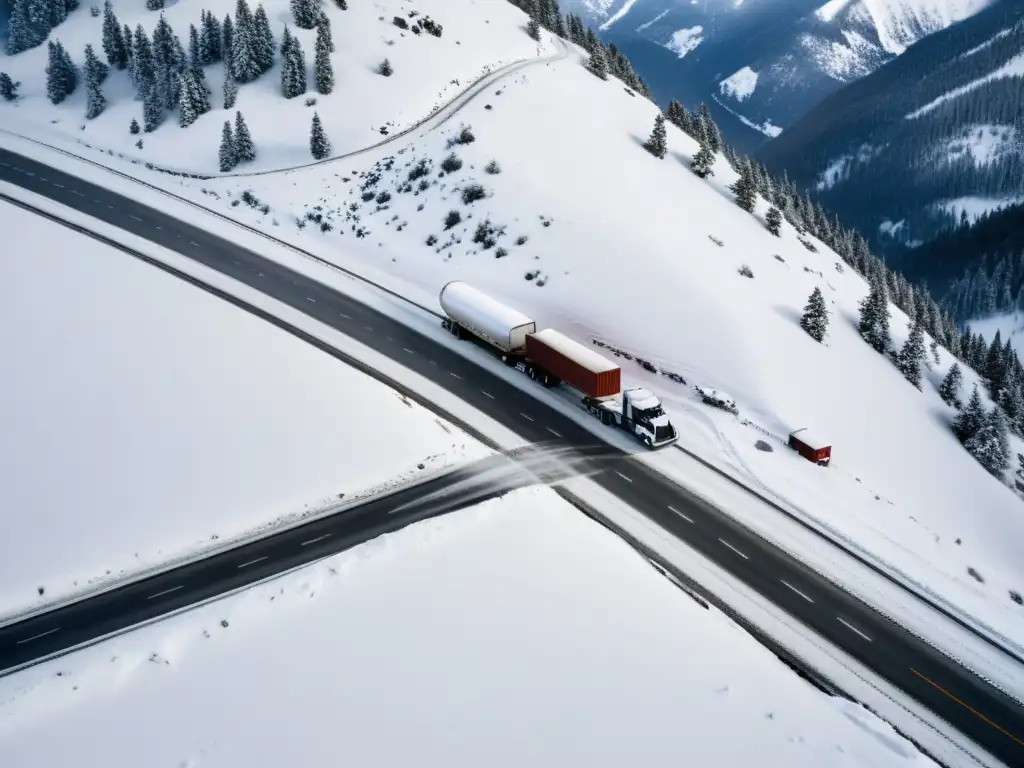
left=730, top=161, right=756, bottom=213
left=984, top=330, right=1006, bottom=398
left=938, top=362, right=963, bottom=408
left=101, top=1, right=128, bottom=69
left=587, top=44, right=608, bottom=80
left=665, top=99, right=685, bottom=130
left=554, top=10, right=567, bottom=38
left=998, top=376, right=1024, bottom=437
left=201, top=10, right=222, bottom=63
left=766, top=206, right=782, bottom=236
left=129, top=117, right=140, bottom=134
left=965, top=406, right=1010, bottom=477
left=953, top=384, right=986, bottom=443
left=314, top=22, right=333, bottom=94
left=222, top=63, right=238, bottom=108
left=46, top=40, right=76, bottom=105
left=231, top=0, right=261, bottom=84
left=84, top=44, right=107, bottom=119
left=897, top=318, right=927, bottom=389
left=280, top=28, right=307, bottom=97
left=642, top=113, right=667, bottom=159
left=254, top=4, right=276, bottom=70
left=858, top=277, right=891, bottom=354
left=0, top=73, right=21, bottom=101
left=1015, top=453, right=1024, bottom=489
left=800, top=287, right=829, bottom=342
left=188, top=24, right=204, bottom=77
left=234, top=109, right=255, bottom=161
left=309, top=111, right=330, bottom=159
left=123, top=22, right=133, bottom=64
left=377, top=57, right=392, bottom=76
left=219, top=119, right=237, bottom=171
left=290, top=0, right=318, bottom=29
left=178, top=70, right=204, bottom=126
left=697, top=103, right=721, bottom=153
left=527, top=14, right=541, bottom=41
left=146, top=0, right=163, bottom=10
left=5, top=0, right=40, bottom=55
left=690, top=120, right=715, bottom=179
left=222, top=14, right=235, bottom=70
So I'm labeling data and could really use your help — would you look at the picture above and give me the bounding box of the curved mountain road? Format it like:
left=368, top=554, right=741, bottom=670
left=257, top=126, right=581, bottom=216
left=0, top=152, right=1022, bottom=766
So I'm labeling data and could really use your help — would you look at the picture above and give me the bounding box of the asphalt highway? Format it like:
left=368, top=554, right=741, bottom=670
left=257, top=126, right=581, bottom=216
left=0, top=446, right=608, bottom=674
left=1, top=148, right=1022, bottom=765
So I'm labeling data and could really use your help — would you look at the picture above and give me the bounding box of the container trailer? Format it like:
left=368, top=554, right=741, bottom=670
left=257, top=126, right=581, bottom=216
left=438, top=281, right=678, bottom=448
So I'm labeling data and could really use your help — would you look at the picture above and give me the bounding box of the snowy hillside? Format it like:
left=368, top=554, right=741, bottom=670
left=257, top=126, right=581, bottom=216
left=0, top=197, right=488, bottom=620
left=3, top=0, right=1024, bottom=659
left=561, top=0, right=992, bottom=150
left=0, top=485, right=937, bottom=768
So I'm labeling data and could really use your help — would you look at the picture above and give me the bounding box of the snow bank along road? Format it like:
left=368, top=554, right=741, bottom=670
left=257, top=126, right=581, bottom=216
left=0, top=444, right=605, bottom=675
left=1, top=149, right=1022, bottom=767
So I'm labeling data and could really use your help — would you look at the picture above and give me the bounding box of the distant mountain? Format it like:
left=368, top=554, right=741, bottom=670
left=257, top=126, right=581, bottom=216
left=560, top=0, right=993, bottom=152
left=900, top=201, right=1024, bottom=322
left=757, top=0, right=1023, bottom=264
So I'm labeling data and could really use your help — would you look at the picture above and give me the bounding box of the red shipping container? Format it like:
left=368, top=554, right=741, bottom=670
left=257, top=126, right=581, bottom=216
left=526, top=329, right=621, bottom=399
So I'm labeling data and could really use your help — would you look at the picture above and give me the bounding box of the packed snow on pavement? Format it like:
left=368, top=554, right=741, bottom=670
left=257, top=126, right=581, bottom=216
left=0, top=486, right=938, bottom=768
left=0, top=199, right=489, bottom=620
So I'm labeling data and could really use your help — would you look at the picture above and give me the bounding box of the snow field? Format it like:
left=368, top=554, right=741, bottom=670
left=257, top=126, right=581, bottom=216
left=0, top=486, right=938, bottom=768
left=0, top=0, right=547, bottom=173
left=719, top=65, right=758, bottom=101
left=175, top=31, right=1024, bottom=649
left=0, top=196, right=490, bottom=620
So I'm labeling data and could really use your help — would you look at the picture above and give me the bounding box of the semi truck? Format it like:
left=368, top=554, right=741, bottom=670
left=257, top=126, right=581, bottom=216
left=439, top=281, right=679, bottom=448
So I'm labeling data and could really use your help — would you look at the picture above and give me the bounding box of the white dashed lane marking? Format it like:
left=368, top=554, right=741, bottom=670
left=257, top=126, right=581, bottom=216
left=237, top=556, right=268, bottom=569
left=718, top=539, right=749, bottom=560
left=780, top=580, right=814, bottom=603
left=147, top=586, right=184, bottom=600
left=837, top=617, right=872, bottom=642
left=667, top=505, right=693, bottom=523
left=16, top=628, right=60, bottom=645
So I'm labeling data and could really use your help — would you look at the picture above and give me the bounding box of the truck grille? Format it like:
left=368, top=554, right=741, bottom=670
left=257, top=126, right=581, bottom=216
left=655, top=424, right=675, bottom=442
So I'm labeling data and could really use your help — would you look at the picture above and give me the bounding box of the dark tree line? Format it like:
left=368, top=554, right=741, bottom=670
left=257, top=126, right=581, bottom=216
left=6, top=0, right=78, bottom=54
left=504, top=0, right=651, bottom=98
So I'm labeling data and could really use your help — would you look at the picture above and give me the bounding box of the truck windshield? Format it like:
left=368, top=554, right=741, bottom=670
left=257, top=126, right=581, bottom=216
left=641, top=406, right=665, bottom=419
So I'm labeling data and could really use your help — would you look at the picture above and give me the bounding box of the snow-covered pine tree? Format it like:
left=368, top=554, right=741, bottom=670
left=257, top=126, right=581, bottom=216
left=730, top=161, right=756, bottom=213
left=984, top=330, right=1006, bottom=398
left=938, top=362, right=963, bottom=408
left=690, top=139, right=715, bottom=179
left=998, top=376, right=1024, bottom=438
left=377, top=57, right=392, bottom=76
left=201, top=10, right=222, bottom=63
left=123, top=21, right=134, bottom=63
left=5, top=0, right=36, bottom=55
left=0, top=73, right=21, bottom=101
left=146, top=0, right=163, bottom=11
left=1016, top=453, right=1024, bottom=490
left=965, top=406, right=1010, bottom=477
left=527, top=14, right=541, bottom=41
left=697, top=103, right=721, bottom=153
left=178, top=70, right=203, bottom=126
left=253, top=4, right=276, bottom=71
left=554, top=9, right=567, bottom=38
left=642, top=113, right=667, bottom=159
left=222, top=63, right=238, bottom=108
left=131, top=24, right=151, bottom=96
left=896, top=318, right=926, bottom=389
left=46, top=40, right=75, bottom=105
left=222, top=14, right=235, bottom=69
left=799, top=287, right=828, bottom=342
left=587, top=43, right=608, bottom=80
left=133, top=24, right=164, bottom=132
left=101, top=1, right=128, bottom=69
left=280, top=29, right=307, bottom=97
left=219, top=119, right=237, bottom=171
left=953, top=384, right=986, bottom=443
left=234, top=110, right=255, bottom=161
left=84, top=44, right=107, bottom=118
left=188, top=24, right=205, bottom=77
left=129, top=116, right=140, bottom=134
left=765, top=206, right=782, bottom=236
left=314, top=22, right=333, bottom=94
left=664, top=100, right=683, bottom=129
left=309, top=111, right=330, bottom=159
left=290, top=0, right=318, bottom=29
left=858, top=277, right=891, bottom=354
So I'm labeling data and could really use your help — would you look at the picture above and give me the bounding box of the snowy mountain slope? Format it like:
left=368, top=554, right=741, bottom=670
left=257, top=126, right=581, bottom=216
left=567, top=0, right=993, bottom=151
left=0, top=0, right=546, bottom=172
left=4, top=0, right=1024, bottom=665
left=758, top=0, right=1024, bottom=272
left=0, top=486, right=938, bottom=768
left=0, top=196, right=488, bottom=620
